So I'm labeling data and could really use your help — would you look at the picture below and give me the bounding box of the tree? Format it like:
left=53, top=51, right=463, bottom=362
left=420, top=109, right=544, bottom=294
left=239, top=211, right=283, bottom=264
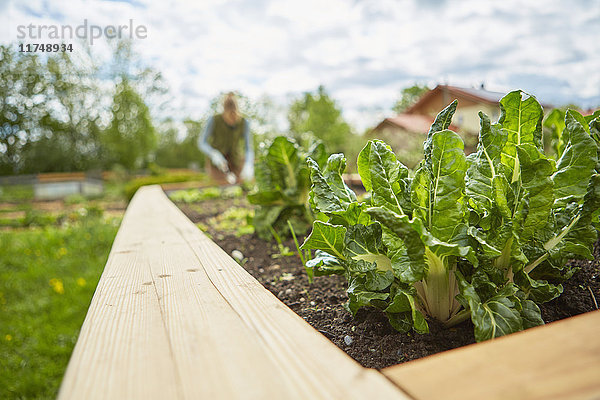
left=288, top=85, right=353, bottom=154
left=23, top=50, right=104, bottom=172
left=0, top=46, right=48, bottom=174
left=102, top=79, right=157, bottom=170
left=154, top=119, right=205, bottom=169
left=392, top=84, right=430, bottom=114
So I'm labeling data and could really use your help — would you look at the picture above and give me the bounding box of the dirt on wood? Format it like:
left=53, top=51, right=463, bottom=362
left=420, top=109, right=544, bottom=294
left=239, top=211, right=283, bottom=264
left=177, top=198, right=600, bottom=370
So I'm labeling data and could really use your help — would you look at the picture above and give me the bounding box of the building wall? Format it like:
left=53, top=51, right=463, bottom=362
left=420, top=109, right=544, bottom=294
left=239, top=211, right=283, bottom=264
left=453, top=103, right=500, bottom=135
left=367, top=126, right=425, bottom=168
left=410, top=88, right=501, bottom=133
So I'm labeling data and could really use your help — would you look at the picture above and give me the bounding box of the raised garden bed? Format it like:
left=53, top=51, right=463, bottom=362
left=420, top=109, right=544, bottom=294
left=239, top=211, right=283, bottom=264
left=177, top=195, right=600, bottom=369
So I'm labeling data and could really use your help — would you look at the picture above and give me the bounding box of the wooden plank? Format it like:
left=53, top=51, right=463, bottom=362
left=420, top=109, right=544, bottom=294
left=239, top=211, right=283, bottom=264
left=37, top=172, right=86, bottom=182
left=59, top=185, right=409, bottom=400
left=58, top=192, right=181, bottom=399
left=383, top=309, right=600, bottom=400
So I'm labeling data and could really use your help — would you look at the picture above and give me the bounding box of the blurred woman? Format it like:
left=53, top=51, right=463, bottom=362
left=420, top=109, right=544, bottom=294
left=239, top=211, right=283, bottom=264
left=198, top=92, right=254, bottom=183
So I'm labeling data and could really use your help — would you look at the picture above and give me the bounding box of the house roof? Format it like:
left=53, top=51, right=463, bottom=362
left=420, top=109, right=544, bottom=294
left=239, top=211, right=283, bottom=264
left=372, top=113, right=459, bottom=134
left=406, top=84, right=504, bottom=114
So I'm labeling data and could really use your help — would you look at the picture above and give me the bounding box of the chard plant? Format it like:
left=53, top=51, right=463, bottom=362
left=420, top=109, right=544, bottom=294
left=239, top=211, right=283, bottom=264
left=301, top=91, right=600, bottom=341
left=248, top=136, right=326, bottom=240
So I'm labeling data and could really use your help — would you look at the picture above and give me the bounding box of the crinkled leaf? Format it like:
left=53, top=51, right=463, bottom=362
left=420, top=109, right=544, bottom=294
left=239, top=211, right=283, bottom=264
left=457, top=274, right=523, bottom=342
left=344, top=224, right=388, bottom=268
left=267, top=136, right=301, bottom=189
left=519, top=298, right=544, bottom=330
left=466, top=112, right=507, bottom=228
left=385, top=289, right=429, bottom=334
left=327, top=202, right=371, bottom=227
left=515, top=144, right=554, bottom=242
left=411, top=129, right=468, bottom=242
left=358, top=140, right=411, bottom=215
left=499, top=90, right=544, bottom=184
left=307, top=155, right=356, bottom=215
left=323, top=153, right=357, bottom=205
left=424, top=100, right=458, bottom=159
left=363, top=270, right=395, bottom=291
left=367, top=206, right=478, bottom=271
left=385, top=312, right=414, bottom=333
left=513, top=268, right=562, bottom=303
left=307, top=141, right=327, bottom=168
left=307, top=157, right=345, bottom=214
left=552, top=110, right=598, bottom=203
left=304, top=250, right=345, bottom=281
left=346, top=276, right=390, bottom=315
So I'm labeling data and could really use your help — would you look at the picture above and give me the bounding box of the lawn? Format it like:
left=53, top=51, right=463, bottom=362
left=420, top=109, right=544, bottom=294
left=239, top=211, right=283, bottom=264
left=0, top=216, right=119, bottom=399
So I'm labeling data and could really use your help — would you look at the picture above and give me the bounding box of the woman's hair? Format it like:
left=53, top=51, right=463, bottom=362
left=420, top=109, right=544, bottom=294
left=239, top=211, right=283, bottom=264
left=222, top=92, right=241, bottom=125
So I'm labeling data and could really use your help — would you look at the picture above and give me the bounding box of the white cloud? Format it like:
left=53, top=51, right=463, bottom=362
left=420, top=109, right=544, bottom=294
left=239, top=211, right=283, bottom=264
left=1, top=0, right=599, bottom=132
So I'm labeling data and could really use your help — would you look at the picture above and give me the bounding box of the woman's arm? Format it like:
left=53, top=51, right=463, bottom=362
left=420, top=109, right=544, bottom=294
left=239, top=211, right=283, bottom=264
left=198, top=116, right=228, bottom=172
left=242, top=119, right=254, bottom=166
left=198, top=116, right=216, bottom=156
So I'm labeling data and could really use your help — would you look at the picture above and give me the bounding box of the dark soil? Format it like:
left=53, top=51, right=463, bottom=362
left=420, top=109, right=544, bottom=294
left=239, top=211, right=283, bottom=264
left=176, top=197, right=600, bottom=370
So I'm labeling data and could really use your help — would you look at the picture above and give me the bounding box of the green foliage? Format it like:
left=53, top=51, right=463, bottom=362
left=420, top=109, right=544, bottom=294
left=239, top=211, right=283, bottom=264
left=0, top=185, right=34, bottom=202
left=124, top=171, right=208, bottom=201
left=154, top=119, right=206, bottom=169
left=301, top=91, right=600, bottom=341
left=0, top=45, right=104, bottom=174
left=0, top=216, right=118, bottom=399
left=544, top=108, right=600, bottom=159
left=392, top=84, right=430, bottom=114
left=169, top=185, right=243, bottom=203
left=288, top=86, right=353, bottom=154
left=102, top=79, right=157, bottom=169
left=208, top=206, right=254, bottom=237
left=247, top=136, right=326, bottom=240
left=0, top=41, right=168, bottom=175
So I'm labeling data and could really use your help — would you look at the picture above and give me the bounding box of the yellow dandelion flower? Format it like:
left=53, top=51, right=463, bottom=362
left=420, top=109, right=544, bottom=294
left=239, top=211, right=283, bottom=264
left=58, top=247, right=68, bottom=257
left=76, top=277, right=86, bottom=287
left=49, top=278, right=65, bottom=295
left=5, top=334, right=12, bottom=341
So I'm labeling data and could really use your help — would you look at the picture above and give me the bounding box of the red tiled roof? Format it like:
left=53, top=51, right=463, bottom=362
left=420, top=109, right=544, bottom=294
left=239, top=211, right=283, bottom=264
left=406, top=84, right=504, bottom=114
left=373, top=113, right=459, bottom=134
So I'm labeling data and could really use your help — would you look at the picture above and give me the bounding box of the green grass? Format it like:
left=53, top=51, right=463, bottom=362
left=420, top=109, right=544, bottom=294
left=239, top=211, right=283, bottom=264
left=0, top=216, right=119, bottom=399
left=124, top=171, right=209, bottom=200
left=0, top=185, right=34, bottom=202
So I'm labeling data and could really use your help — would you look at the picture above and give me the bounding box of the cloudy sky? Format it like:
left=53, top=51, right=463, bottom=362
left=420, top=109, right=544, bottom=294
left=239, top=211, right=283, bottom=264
left=1, top=0, right=599, bottom=131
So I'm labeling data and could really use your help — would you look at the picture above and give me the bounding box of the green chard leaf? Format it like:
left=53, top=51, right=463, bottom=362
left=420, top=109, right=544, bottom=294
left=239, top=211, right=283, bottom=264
left=424, top=99, right=458, bottom=159
left=248, top=136, right=318, bottom=239
left=357, top=140, right=411, bottom=215
left=300, top=221, right=346, bottom=260
left=304, top=250, right=345, bottom=281
left=466, top=112, right=507, bottom=228
left=513, top=268, right=562, bottom=303
left=514, top=144, right=554, bottom=243
left=457, top=273, right=523, bottom=342
left=498, top=90, right=544, bottom=184
left=543, top=108, right=567, bottom=157
left=552, top=110, right=598, bottom=203
left=344, top=223, right=390, bottom=272
left=385, top=287, right=429, bottom=334
left=345, top=276, right=390, bottom=315
left=307, top=155, right=358, bottom=223
left=411, top=129, right=468, bottom=243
